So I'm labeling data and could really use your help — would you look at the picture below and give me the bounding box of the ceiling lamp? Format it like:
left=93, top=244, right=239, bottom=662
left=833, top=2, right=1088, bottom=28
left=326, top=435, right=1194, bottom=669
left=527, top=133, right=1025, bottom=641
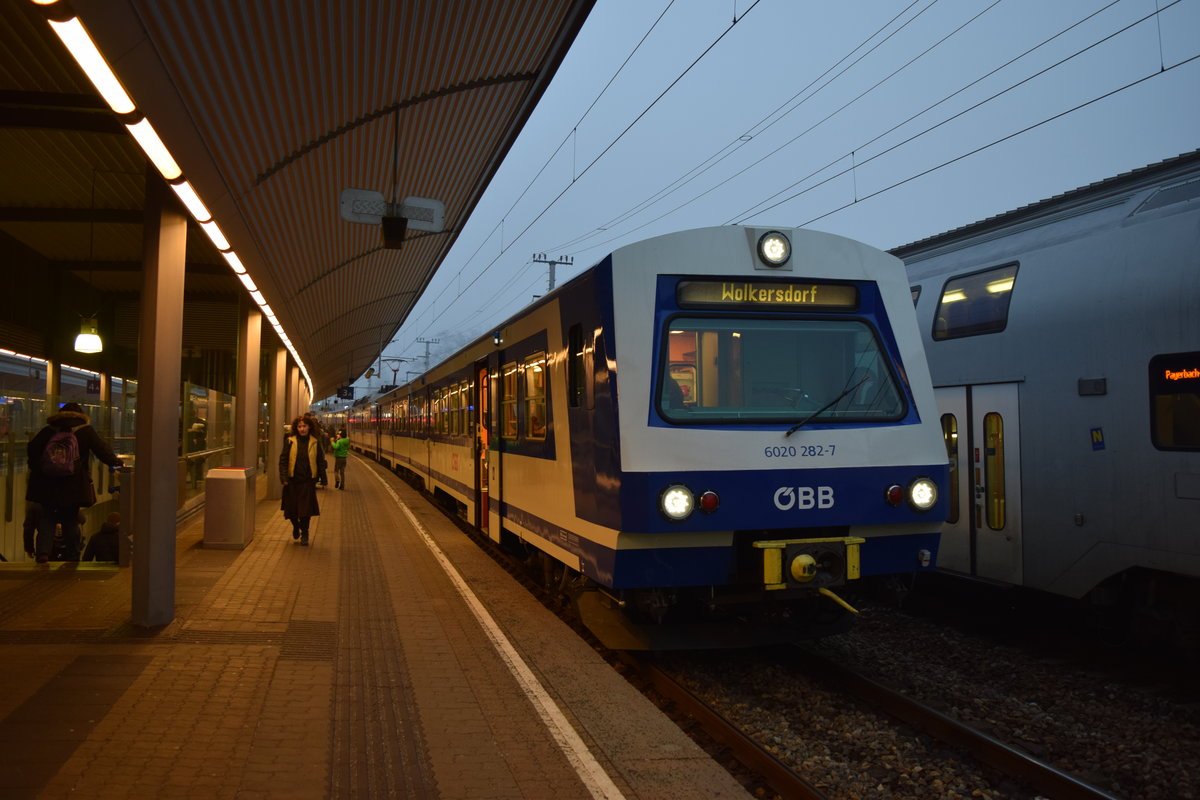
left=74, top=316, right=103, bottom=354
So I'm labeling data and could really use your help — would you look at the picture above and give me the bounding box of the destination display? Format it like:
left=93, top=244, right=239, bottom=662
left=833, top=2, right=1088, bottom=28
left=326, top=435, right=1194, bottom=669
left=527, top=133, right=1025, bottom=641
left=677, top=280, right=858, bottom=310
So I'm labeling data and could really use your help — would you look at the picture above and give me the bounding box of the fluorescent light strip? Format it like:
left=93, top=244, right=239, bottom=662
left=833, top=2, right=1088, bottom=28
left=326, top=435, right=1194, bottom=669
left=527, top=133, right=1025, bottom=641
left=198, top=220, right=230, bottom=251
left=222, top=251, right=247, bottom=273
left=169, top=180, right=212, bottom=222
left=38, top=4, right=315, bottom=402
left=126, top=118, right=182, bottom=180
left=47, top=17, right=135, bottom=114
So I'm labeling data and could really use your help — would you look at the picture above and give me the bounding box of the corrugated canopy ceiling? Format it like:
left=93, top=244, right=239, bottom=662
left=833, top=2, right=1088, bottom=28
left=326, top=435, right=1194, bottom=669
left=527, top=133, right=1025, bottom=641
left=0, top=0, right=594, bottom=398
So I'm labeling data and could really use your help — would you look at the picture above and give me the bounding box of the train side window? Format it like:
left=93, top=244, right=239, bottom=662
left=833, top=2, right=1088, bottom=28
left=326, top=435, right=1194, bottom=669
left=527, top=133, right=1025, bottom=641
left=524, top=352, right=547, bottom=440
left=501, top=362, right=518, bottom=440
left=983, top=412, right=1006, bottom=530
left=932, top=263, right=1018, bottom=340
left=568, top=324, right=584, bottom=408
left=463, top=380, right=473, bottom=435
left=941, top=413, right=959, bottom=524
left=455, top=383, right=465, bottom=435
left=1149, top=351, right=1200, bottom=450
left=910, top=285, right=921, bottom=307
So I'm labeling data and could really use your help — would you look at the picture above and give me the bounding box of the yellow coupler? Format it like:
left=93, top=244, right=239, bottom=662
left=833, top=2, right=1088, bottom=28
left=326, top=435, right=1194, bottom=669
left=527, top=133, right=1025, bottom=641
left=752, top=536, right=866, bottom=614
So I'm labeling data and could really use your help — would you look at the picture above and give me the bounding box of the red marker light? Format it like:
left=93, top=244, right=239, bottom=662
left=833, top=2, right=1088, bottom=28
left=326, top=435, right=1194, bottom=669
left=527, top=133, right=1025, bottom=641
left=885, top=484, right=904, bottom=507
left=699, top=490, right=720, bottom=513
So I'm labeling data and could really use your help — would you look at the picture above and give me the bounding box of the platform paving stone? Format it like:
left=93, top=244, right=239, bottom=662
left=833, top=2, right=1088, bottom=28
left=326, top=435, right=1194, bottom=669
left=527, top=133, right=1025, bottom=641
left=0, top=457, right=751, bottom=800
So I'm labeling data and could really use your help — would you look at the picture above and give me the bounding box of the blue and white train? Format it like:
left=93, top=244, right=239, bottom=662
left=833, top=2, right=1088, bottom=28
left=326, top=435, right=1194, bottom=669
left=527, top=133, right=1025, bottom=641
left=350, top=225, right=948, bottom=648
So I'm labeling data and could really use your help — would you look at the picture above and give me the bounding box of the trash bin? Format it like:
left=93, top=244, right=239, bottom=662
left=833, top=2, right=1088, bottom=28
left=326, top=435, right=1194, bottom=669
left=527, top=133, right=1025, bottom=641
left=203, top=467, right=256, bottom=549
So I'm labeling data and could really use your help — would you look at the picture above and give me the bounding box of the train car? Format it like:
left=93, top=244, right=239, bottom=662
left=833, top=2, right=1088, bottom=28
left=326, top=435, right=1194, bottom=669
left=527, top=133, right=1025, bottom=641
left=355, top=225, right=948, bottom=648
left=895, top=151, right=1200, bottom=641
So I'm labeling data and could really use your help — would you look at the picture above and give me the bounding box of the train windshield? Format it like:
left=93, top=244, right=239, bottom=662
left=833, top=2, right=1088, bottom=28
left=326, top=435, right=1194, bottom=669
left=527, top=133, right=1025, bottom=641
left=658, top=317, right=905, bottom=424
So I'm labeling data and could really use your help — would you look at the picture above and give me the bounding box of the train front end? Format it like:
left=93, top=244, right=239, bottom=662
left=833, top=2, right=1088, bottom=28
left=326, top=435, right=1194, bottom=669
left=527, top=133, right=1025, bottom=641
left=581, top=226, right=948, bottom=648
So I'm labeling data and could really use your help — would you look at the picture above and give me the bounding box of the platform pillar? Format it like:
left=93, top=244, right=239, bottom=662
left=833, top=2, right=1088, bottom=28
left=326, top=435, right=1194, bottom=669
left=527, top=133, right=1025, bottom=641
left=234, top=300, right=262, bottom=473
left=131, top=173, right=185, bottom=629
left=267, top=347, right=287, bottom=501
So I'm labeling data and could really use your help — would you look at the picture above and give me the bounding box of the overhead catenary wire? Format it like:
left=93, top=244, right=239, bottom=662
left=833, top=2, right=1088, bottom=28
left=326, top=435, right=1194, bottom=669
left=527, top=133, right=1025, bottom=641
left=383, top=0, right=1192, bottom=381
left=736, top=0, right=1187, bottom=223
left=394, top=0, right=765, bottom=357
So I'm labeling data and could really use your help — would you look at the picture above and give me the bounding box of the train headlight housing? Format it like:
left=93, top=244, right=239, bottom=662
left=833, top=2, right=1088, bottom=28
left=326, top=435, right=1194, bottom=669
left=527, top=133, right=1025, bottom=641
left=908, top=478, right=938, bottom=511
left=757, top=231, right=791, bottom=267
left=660, top=484, right=695, bottom=521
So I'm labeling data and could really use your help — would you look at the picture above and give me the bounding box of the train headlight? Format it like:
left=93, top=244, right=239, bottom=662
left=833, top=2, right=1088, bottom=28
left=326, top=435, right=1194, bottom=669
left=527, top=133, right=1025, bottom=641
left=908, top=478, right=938, bottom=511
left=660, top=484, right=695, bottom=521
left=757, top=231, right=791, bottom=267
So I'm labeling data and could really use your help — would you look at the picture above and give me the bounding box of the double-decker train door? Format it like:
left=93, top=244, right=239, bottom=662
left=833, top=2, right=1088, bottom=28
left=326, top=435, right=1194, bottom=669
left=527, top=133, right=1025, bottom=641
left=935, top=383, right=1023, bottom=585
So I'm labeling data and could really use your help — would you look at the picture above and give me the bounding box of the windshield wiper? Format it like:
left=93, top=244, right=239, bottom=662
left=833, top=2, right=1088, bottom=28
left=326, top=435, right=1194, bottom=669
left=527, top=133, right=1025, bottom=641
left=784, top=376, right=869, bottom=437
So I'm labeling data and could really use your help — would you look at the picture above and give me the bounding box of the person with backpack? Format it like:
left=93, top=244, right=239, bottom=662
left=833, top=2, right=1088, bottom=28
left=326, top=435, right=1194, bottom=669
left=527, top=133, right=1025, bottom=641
left=26, top=402, right=121, bottom=564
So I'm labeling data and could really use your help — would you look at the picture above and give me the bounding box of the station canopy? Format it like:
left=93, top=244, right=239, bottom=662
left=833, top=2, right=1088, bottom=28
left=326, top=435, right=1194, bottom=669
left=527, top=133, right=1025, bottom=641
left=0, top=0, right=595, bottom=399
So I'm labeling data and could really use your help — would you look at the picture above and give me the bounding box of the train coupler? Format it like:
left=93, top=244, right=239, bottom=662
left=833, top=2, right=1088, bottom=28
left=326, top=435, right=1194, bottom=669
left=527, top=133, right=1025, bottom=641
left=752, top=536, right=866, bottom=591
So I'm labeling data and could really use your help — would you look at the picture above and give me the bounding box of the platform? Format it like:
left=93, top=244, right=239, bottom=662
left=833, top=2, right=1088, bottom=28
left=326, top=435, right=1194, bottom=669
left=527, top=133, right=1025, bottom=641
left=0, top=456, right=750, bottom=799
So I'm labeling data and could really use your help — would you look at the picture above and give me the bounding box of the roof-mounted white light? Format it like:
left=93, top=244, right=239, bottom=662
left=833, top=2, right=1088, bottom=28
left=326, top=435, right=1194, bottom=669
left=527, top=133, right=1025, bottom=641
left=48, top=17, right=136, bottom=115
left=757, top=231, right=791, bottom=267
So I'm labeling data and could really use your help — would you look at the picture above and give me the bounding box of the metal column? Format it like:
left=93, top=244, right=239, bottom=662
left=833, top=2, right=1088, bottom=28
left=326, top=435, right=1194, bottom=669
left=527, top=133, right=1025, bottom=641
left=267, top=347, right=287, bottom=501
left=234, top=300, right=262, bottom=472
left=131, top=173, right=186, bottom=629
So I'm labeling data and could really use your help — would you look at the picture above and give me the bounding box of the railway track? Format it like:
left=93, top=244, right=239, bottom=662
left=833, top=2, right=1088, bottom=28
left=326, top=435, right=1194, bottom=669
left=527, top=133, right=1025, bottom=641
left=398, top=466, right=1127, bottom=799
left=633, top=644, right=1125, bottom=800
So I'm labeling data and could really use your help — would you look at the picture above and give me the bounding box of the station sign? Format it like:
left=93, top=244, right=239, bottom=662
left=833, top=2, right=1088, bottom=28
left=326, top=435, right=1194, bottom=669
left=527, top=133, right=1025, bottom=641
left=339, top=188, right=445, bottom=232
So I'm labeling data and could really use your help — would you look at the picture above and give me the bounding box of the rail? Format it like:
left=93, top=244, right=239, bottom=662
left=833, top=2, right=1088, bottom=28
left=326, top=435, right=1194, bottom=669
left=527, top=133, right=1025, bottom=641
left=789, top=646, right=1123, bottom=800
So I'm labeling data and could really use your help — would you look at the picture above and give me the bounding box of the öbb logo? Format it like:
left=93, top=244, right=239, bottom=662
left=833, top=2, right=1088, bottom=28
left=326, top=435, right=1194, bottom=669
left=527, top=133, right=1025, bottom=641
left=774, top=486, right=835, bottom=510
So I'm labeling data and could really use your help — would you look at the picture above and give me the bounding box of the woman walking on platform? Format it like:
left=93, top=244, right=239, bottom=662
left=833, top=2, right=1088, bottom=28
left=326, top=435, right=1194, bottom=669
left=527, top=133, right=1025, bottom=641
left=280, top=416, right=327, bottom=545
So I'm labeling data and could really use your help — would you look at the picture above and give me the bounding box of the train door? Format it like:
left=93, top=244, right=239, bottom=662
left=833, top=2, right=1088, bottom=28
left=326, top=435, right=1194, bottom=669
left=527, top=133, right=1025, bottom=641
left=373, top=402, right=382, bottom=458
left=934, top=383, right=1023, bottom=585
left=487, top=357, right=505, bottom=543
left=474, top=361, right=490, bottom=537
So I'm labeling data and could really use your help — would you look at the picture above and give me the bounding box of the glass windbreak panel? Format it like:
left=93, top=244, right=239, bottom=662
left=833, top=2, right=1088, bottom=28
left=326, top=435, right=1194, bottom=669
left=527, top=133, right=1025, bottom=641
left=657, top=317, right=905, bottom=424
left=524, top=353, right=547, bottom=440
left=941, top=413, right=959, bottom=524
left=910, top=286, right=921, bottom=307
left=933, top=264, right=1018, bottom=340
left=1150, top=351, right=1200, bottom=450
left=983, top=412, right=1006, bottom=530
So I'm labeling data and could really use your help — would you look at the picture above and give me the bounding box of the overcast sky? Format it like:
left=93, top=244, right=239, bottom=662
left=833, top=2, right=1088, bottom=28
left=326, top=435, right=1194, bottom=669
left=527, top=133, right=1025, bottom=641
left=358, top=0, right=1198, bottom=391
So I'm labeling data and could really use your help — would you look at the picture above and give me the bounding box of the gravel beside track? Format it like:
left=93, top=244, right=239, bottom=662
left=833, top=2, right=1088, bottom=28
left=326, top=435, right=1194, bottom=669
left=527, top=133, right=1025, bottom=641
left=658, top=602, right=1199, bottom=799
